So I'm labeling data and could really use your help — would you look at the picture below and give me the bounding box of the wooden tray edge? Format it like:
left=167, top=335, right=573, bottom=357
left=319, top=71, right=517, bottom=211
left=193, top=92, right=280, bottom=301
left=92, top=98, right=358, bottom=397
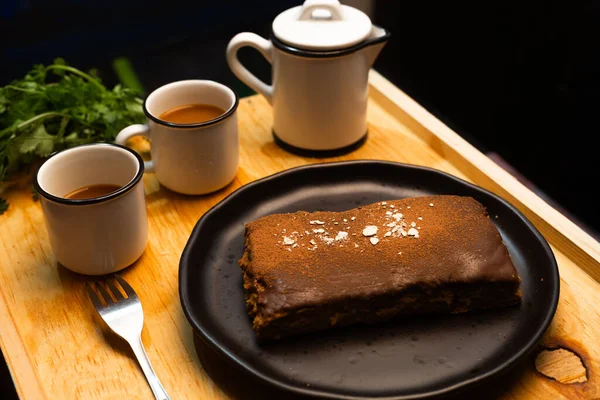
left=0, top=285, right=44, bottom=399
left=368, top=70, right=600, bottom=282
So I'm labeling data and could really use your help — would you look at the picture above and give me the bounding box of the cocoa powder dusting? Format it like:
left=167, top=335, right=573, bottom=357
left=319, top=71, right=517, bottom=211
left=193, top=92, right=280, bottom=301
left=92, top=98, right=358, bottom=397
left=238, top=195, right=518, bottom=318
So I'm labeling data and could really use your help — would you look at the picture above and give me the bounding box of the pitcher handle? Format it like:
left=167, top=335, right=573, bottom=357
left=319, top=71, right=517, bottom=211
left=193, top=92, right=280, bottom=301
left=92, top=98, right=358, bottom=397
left=226, top=33, right=273, bottom=105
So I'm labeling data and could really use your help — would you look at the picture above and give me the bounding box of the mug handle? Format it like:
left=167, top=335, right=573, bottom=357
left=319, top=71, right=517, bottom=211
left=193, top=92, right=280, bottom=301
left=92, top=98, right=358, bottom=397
left=115, top=124, right=155, bottom=173
left=226, top=33, right=273, bottom=105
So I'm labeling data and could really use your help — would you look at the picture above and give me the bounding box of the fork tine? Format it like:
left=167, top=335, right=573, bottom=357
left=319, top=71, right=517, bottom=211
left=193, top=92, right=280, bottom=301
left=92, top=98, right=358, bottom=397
left=114, top=275, right=137, bottom=298
left=106, top=279, right=125, bottom=301
left=94, top=281, right=114, bottom=304
left=85, top=282, right=105, bottom=310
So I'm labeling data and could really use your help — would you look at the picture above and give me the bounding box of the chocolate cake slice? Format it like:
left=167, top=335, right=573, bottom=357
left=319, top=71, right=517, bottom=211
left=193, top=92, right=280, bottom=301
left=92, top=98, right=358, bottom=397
left=238, top=195, right=521, bottom=340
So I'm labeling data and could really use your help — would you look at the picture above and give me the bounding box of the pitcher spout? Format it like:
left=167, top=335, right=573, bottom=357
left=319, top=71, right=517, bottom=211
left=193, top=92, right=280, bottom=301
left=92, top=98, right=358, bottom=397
left=363, top=25, right=390, bottom=67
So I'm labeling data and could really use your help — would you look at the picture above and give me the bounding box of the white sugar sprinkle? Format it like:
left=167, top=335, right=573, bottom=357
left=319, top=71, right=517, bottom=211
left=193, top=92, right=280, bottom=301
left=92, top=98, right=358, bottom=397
left=381, top=202, right=387, bottom=205
left=354, top=243, right=359, bottom=248
left=351, top=217, right=356, bottom=221
left=334, top=222, right=339, bottom=225
left=411, top=222, right=416, bottom=227
left=385, top=211, right=393, bottom=216
left=283, top=236, right=295, bottom=245
left=313, top=228, right=325, bottom=234
left=407, top=206, right=411, bottom=209
left=398, top=252, right=402, bottom=255
left=384, top=232, right=392, bottom=237
left=418, top=217, right=423, bottom=220
left=429, top=203, right=434, bottom=207
left=343, top=219, right=348, bottom=222
left=310, top=239, right=316, bottom=245
left=362, top=226, right=378, bottom=236
left=408, top=227, right=420, bottom=237
left=390, top=205, right=395, bottom=209
left=292, top=243, right=298, bottom=248
left=370, top=237, right=380, bottom=245
left=322, top=237, right=335, bottom=245
left=387, top=222, right=397, bottom=227
left=392, top=213, right=403, bottom=221
left=309, top=220, right=325, bottom=225
left=335, top=231, right=348, bottom=241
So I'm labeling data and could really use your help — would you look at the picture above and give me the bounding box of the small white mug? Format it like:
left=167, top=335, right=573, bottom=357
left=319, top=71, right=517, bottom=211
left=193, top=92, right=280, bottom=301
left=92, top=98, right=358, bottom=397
left=116, top=80, right=239, bottom=195
left=34, top=143, right=148, bottom=275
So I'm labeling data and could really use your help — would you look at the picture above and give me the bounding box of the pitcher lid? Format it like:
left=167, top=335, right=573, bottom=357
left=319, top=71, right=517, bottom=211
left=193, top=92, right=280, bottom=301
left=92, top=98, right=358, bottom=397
left=272, top=0, right=372, bottom=51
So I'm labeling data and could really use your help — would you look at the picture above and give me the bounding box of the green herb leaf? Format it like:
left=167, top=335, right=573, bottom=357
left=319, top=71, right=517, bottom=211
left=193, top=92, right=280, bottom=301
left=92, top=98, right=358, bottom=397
left=19, top=125, right=56, bottom=157
left=0, top=164, right=6, bottom=182
left=31, top=185, right=39, bottom=201
left=0, top=198, right=8, bottom=214
left=0, top=59, right=145, bottom=212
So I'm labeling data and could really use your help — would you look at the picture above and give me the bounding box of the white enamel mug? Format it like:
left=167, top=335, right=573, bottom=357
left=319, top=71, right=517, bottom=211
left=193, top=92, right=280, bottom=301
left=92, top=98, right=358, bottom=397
left=34, top=144, right=148, bottom=275
left=116, top=80, right=239, bottom=195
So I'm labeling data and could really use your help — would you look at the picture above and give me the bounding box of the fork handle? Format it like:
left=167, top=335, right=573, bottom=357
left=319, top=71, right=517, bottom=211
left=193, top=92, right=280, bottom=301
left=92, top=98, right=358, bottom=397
left=128, top=336, right=171, bottom=400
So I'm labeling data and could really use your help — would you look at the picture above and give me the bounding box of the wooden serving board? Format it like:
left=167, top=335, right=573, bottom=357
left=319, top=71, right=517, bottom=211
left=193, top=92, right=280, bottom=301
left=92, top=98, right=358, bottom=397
left=0, top=71, right=598, bottom=400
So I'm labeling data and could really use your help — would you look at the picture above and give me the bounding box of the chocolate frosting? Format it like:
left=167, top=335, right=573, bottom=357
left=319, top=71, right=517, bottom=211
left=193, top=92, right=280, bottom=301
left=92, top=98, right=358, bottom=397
left=240, top=195, right=520, bottom=319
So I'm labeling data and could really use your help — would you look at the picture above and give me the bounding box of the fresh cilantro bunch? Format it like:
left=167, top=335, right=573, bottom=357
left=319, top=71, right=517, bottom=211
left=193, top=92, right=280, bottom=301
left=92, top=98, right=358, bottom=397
left=0, top=58, right=145, bottom=214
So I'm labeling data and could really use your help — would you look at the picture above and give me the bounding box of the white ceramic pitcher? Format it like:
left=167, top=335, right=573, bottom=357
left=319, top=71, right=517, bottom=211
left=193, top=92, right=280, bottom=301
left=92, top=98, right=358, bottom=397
left=227, top=0, right=389, bottom=155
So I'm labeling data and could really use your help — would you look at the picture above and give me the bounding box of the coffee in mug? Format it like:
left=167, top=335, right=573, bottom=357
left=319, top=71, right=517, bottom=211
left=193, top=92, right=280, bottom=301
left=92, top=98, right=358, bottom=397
left=64, top=184, right=122, bottom=200
left=159, top=104, right=225, bottom=124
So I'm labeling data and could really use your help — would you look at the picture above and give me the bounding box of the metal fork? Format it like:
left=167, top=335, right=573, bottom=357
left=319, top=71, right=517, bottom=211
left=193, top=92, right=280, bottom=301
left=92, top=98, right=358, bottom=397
left=85, top=275, right=170, bottom=400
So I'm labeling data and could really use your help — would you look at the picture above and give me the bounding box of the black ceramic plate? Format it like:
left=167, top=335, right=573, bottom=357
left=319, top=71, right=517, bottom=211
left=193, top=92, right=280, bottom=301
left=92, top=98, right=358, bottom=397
left=179, top=161, right=559, bottom=399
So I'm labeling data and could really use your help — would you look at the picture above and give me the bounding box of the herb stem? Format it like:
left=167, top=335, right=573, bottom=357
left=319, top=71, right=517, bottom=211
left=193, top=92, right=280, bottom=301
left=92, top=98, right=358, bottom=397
left=4, top=85, right=44, bottom=95
left=0, top=112, right=67, bottom=139
left=45, top=65, right=104, bottom=90
left=16, top=112, right=67, bottom=130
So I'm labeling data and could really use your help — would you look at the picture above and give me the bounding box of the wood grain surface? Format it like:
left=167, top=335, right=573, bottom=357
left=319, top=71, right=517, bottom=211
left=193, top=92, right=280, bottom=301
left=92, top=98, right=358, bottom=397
left=0, top=71, right=597, bottom=399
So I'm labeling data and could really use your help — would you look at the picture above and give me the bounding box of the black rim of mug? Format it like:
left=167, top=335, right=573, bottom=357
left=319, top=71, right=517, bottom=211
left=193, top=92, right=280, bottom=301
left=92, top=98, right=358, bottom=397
left=143, top=81, right=240, bottom=129
left=33, top=143, right=145, bottom=206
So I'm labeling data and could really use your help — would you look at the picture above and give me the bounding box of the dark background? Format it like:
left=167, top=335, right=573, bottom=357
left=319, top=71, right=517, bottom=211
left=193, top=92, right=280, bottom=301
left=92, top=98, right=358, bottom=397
left=1, top=1, right=598, bottom=398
